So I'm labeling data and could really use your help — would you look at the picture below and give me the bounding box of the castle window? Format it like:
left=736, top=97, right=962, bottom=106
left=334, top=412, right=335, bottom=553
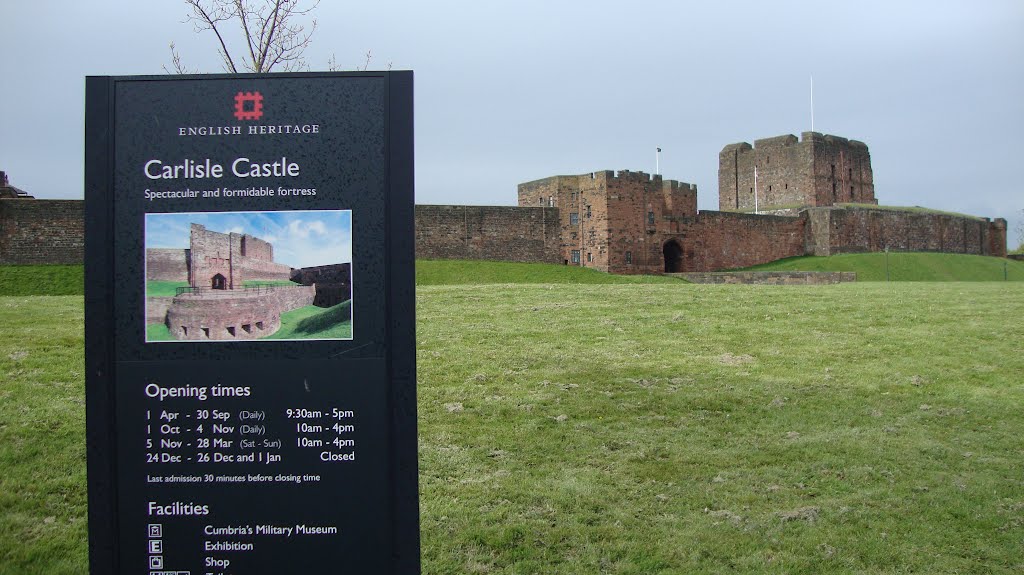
left=625, top=251, right=633, bottom=264
left=570, top=212, right=579, bottom=225
left=785, top=183, right=788, bottom=190
left=849, top=168, right=853, bottom=180
left=647, top=211, right=655, bottom=225
left=586, top=205, right=592, bottom=218
left=831, top=164, right=836, bottom=177
left=548, top=196, right=554, bottom=207
left=768, top=185, right=772, bottom=192
left=587, top=252, right=593, bottom=263
left=539, top=197, right=543, bottom=205
left=571, top=250, right=581, bottom=264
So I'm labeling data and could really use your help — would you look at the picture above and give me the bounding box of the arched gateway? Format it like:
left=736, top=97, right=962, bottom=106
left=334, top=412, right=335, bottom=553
left=663, top=239, right=684, bottom=273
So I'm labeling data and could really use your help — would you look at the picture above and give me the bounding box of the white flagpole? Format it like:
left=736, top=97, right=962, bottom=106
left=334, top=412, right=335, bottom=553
left=656, top=147, right=661, bottom=176
left=754, top=165, right=759, bottom=214
left=810, top=74, right=815, bottom=132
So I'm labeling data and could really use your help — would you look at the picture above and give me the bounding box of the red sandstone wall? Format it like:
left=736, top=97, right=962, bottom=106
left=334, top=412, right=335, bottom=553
left=146, top=249, right=190, bottom=281
left=676, top=212, right=807, bottom=272
left=415, top=205, right=561, bottom=263
left=808, top=207, right=1007, bottom=257
left=238, top=257, right=293, bottom=281
left=0, top=199, right=84, bottom=265
left=237, top=234, right=273, bottom=261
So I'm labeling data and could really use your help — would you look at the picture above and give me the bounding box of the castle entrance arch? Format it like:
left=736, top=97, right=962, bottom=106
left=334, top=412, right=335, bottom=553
left=211, top=273, right=226, bottom=290
left=663, top=239, right=684, bottom=273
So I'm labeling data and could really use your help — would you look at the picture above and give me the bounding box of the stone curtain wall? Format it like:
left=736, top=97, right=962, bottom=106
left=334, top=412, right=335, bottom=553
left=415, top=205, right=561, bottom=263
left=0, top=199, right=84, bottom=264
left=807, top=206, right=1008, bottom=257
left=146, top=249, right=190, bottom=281
left=672, top=212, right=808, bottom=273
left=238, top=257, right=293, bottom=281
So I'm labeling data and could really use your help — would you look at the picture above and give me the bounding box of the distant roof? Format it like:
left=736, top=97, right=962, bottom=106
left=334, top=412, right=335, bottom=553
left=0, top=184, right=34, bottom=199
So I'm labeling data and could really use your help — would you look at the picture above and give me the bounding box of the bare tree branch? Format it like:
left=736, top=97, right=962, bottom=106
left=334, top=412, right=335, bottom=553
left=168, top=0, right=319, bottom=74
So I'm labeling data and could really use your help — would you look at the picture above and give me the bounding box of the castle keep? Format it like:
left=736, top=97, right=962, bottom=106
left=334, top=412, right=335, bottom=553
left=719, top=132, right=876, bottom=213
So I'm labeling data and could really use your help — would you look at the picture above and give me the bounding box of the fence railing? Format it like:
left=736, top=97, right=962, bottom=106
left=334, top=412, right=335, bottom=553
left=175, top=283, right=303, bottom=296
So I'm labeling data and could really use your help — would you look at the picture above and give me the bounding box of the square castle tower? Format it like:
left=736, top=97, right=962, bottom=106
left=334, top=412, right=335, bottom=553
left=719, top=132, right=876, bottom=213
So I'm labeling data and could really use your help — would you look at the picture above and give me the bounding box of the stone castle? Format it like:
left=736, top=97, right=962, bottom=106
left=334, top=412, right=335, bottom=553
left=146, top=224, right=350, bottom=341
left=0, top=133, right=1009, bottom=273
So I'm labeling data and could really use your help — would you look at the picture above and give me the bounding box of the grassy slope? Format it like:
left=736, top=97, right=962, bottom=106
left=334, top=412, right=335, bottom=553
left=742, top=252, right=1024, bottom=282
left=0, top=266, right=84, bottom=296
left=262, top=301, right=352, bottom=340
left=3, top=281, right=1023, bottom=573
left=417, top=260, right=681, bottom=285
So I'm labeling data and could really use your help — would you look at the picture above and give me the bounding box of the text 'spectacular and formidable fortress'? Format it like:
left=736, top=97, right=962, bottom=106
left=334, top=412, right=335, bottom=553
left=145, top=224, right=350, bottom=341
left=0, top=133, right=1010, bottom=274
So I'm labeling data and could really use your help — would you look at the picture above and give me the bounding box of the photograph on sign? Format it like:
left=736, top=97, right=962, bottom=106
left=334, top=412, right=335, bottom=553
left=144, top=209, right=353, bottom=342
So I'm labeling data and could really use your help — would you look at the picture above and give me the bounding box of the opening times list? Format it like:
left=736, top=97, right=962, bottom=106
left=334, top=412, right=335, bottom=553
left=121, top=377, right=382, bottom=574
left=144, top=384, right=358, bottom=474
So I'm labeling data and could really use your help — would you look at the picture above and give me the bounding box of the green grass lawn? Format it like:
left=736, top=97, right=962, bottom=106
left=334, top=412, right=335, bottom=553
left=145, top=279, right=299, bottom=297
left=2, top=280, right=1023, bottom=574
left=742, top=252, right=1024, bottom=282
left=417, top=259, right=681, bottom=285
left=145, top=280, right=189, bottom=297
left=0, top=265, right=83, bottom=296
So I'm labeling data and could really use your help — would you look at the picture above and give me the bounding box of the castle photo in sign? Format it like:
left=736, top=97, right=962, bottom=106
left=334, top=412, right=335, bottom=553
left=144, top=210, right=353, bottom=342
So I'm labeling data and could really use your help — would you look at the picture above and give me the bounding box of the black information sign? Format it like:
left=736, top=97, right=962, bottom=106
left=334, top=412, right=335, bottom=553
left=84, top=72, right=418, bottom=574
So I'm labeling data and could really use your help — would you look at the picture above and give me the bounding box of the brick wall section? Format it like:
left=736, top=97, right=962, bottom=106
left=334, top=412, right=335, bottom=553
left=238, top=234, right=273, bottom=261
left=674, top=271, right=856, bottom=284
left=807, top=206, right=1008, bottom=257
left=672, top=211, right=807, bottom=272
left=415, top=205, right=561, bottom=263
left=0, top=199, right=84, bottom=264
left=146, top=249, right=190, bottom=281
left=719, top=132, right=876, bottom=212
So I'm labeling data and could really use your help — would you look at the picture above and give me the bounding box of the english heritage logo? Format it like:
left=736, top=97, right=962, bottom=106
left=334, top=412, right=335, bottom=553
left=177, top=89, right=320, bottom=137
left=233, top=91, right=264, bottom=121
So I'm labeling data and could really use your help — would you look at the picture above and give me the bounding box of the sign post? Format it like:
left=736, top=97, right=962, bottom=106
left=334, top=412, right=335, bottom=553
left=84, top=72, right=418, bottom=574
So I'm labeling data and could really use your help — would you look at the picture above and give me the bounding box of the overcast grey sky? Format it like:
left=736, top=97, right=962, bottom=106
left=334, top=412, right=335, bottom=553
left=2, top=1, right=1022, bottom=242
